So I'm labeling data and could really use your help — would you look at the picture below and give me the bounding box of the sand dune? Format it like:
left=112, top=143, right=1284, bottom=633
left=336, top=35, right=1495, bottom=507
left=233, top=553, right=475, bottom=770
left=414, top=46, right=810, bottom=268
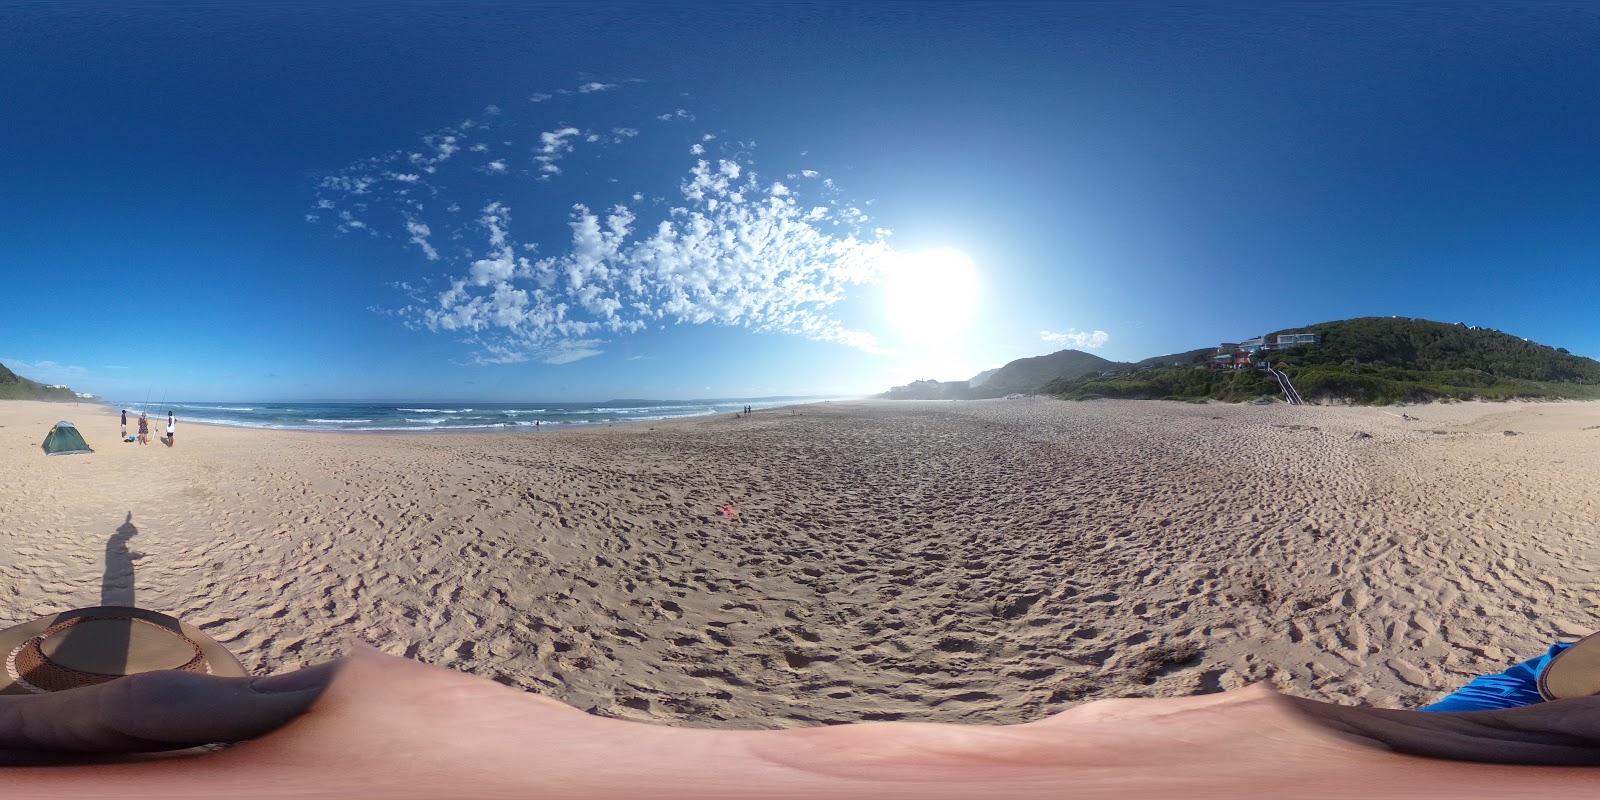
left=3, top=398, right=1599, bottom=727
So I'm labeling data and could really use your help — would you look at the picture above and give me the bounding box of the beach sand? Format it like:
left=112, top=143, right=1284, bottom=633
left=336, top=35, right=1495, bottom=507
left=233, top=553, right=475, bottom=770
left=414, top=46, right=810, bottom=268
left=3, top=398, right=1600, bottom=727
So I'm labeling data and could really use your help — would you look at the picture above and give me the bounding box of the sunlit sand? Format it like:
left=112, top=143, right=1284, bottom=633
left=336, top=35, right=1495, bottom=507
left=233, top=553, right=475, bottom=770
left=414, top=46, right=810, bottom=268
left=4, top=398, right=1600, bottom=727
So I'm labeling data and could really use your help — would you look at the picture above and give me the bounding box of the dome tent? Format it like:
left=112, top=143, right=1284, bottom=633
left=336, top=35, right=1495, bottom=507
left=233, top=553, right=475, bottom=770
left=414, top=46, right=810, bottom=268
left=41, top=421, right=93, bottom=456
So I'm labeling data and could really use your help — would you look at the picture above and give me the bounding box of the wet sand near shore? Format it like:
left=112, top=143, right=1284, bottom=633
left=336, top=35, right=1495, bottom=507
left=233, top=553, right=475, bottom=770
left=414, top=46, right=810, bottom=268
left=3, top=398, right=1599, bottom=727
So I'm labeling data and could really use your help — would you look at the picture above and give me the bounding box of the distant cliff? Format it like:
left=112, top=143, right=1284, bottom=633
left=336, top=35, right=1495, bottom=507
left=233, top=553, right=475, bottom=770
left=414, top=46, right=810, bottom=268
left=0, top=361, right=79, bottom=401
left=880, top=349, right=1123, bottom=399
left=878, top=379, right=972, bottom=400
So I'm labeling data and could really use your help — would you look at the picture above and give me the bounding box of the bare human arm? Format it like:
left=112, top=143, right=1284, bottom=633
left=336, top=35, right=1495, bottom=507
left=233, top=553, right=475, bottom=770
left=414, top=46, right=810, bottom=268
left=4, top=647, right=1600, bottom=799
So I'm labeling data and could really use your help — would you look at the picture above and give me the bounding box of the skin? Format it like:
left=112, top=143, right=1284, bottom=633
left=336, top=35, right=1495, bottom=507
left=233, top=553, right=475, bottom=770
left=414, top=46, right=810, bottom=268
left=3, top=647, right=1600, bottom=799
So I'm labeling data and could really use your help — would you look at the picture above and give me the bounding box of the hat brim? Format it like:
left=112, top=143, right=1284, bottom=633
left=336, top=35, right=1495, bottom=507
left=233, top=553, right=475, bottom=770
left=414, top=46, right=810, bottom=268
left=0, top=606, right=246, bottom=695
left=1539, top=629, right=1600, bottom=701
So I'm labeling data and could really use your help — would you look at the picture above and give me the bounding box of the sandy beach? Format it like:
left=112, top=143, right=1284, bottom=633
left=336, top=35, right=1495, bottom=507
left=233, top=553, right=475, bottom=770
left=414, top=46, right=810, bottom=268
left=4, top=398, right=1600, bottom=727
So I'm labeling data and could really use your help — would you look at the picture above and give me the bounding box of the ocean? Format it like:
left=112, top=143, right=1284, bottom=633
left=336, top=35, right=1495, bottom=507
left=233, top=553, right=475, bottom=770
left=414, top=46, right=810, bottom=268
left=107, top=398, right=835, bottom=433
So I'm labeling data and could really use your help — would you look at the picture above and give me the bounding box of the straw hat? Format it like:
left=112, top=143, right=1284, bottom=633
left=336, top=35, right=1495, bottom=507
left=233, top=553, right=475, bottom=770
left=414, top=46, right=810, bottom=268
left=1539, top=630, right=1600, bottom=701
left=0, top=606, right=246, bottom=695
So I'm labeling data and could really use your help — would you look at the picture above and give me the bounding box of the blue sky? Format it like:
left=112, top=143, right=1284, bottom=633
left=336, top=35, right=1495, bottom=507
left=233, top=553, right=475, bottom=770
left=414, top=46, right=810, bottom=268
left=5, top=3, right=1600, bottom=402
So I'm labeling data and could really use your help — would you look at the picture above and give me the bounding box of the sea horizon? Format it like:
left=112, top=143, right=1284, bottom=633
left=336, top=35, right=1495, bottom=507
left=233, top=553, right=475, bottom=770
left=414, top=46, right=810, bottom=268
left=99, top=396, right=847, bottom=433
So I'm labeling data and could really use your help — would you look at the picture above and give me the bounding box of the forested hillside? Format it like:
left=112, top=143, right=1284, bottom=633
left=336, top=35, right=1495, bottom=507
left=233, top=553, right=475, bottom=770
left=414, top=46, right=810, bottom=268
left=1040, top=318, right=1600, bottom=404
left=0, top=362, right=78, bottom=401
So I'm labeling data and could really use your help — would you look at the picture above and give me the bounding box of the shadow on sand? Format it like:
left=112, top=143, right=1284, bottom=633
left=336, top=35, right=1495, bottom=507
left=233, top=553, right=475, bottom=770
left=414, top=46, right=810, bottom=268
left=102, top=513, right=141, bottom=607
left=43, top=514, right=146, bottom=676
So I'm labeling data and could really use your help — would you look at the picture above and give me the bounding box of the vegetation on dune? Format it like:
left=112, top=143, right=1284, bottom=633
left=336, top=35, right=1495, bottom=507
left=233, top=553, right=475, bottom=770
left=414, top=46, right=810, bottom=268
left=0, top=362, right=79, bottom=401
left=1282, top=364, right=1600, bottom=404
left=1041, top=317, right=1600, bottom=405
left=1042, top=366, right=1279, bottom=402
left=1045, top=364, right=1600, bottom=405
left=1265, top=317, right=1600, bottom=383
left=1129, top=347, right=1215, bottom=371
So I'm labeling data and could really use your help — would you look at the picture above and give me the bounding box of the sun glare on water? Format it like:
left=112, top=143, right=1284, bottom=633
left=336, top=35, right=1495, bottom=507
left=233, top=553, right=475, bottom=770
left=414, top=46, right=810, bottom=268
left=879, top=248, right=981, bottom=345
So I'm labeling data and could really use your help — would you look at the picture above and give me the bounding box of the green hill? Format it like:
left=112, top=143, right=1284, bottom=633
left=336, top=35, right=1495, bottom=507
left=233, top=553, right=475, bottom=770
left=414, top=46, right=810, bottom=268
left=966, top=366, right=1001, bottom=387
left=972, top=349, right=1120, bottom=397
left=1040, top=317, right=1600, bottom=404
left=1264, top=318, right=1600, bottom=382
left=0, top=362, right=79, bottom=401
left=880, top=349, right=1122, bottom=399
left=1131, top=347, right=1214, bottom=371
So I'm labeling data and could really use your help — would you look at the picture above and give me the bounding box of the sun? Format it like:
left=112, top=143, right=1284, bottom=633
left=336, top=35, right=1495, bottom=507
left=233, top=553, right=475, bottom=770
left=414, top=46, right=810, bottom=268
left=879, top=248, right=981, bottom=344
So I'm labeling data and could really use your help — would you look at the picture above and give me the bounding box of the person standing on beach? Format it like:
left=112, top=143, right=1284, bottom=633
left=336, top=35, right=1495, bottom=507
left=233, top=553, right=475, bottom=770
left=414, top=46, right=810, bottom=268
left=136, top=413, right=149, bottom=445
left=120, top=409, right=127, bottom=439
left=166, top=412, right=176, bottom=447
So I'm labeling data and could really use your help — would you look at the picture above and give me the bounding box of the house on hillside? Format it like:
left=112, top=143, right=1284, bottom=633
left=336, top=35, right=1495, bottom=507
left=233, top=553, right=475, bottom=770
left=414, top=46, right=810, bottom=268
left=1210, top=346, right=1255, bottom=370
left=1273, top=333, right=1321, bottom=347
left=1237, top=332, right=1321, bottom=353
left=1212, top=332, right=1321, bottom=369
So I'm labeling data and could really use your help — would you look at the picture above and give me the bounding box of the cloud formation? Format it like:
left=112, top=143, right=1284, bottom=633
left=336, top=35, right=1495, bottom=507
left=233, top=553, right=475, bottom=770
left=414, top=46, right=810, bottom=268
left=1, top=358, right=90, bottom=385
left=1040, top=329, right=1110, bottom=349
left=312, top=82, right=894, bottom=365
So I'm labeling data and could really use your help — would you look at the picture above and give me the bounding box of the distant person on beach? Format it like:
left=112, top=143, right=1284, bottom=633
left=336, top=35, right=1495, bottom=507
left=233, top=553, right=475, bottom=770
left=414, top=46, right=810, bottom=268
left=120, top=409, right=127, bottom=439
left=136, top=413, right=149, bottom=445
left=10, top=644, right=1600, bottom=798
left=167, top=412, right=176, bottom=446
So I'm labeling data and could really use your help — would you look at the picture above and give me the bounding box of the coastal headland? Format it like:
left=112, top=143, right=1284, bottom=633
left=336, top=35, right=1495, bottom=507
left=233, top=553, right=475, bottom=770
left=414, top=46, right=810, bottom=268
left=3, top=398, right=1599, bottom=727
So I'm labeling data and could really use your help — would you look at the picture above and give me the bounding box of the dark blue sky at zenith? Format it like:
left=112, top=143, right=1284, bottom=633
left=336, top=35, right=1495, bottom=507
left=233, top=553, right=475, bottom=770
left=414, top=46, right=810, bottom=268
left=3, top=2, right=1599, bottom=402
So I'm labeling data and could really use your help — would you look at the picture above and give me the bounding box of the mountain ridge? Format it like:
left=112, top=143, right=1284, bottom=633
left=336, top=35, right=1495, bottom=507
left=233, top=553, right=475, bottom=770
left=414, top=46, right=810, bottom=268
left=879, top=317, right=1600, bottom=404
left=0, top=362, right=79, bottom=402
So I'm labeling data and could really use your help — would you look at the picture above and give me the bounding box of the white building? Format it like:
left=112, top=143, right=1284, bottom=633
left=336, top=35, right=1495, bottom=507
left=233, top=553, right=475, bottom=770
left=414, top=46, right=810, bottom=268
left=1237, top=333, right=1321, bottom=353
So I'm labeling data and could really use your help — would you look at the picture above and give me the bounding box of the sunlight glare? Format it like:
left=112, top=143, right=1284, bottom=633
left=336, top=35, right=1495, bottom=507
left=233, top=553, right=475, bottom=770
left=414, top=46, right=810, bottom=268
left=880, top=248, right=980, bottom=344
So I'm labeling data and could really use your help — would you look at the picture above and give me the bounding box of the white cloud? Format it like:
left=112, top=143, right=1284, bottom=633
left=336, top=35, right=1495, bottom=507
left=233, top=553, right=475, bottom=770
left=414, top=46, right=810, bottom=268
left=313, top=93, right=894, bottom=365
left=406, top=220, right=439, bottom=261
left=529, top=92, right=553, bottom=103
left=411, top=155, right=889, bottom=361
left=577, top=82, right=615, bottom=94
left=541, top=339, right=605, bottom=364
left=1, top=358, right=89, bottom=383
left=534, top=127, right=583, bottom=179
left=1040, top=329, right=1111, bottom=349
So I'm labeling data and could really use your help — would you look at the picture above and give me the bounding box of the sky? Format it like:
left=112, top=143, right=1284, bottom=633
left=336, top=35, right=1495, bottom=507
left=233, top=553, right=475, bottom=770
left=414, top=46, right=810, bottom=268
left=4, top=2, right=1600, bottom=402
